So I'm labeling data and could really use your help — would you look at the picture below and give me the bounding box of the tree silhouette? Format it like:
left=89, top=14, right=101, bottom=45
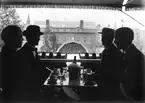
left=0, top=8, right=24, bottom=33
left=0, top=7, right=24, bottom=50
left=49, top=33, right=58, bottom=52
left=40, top=32, right=59, bottom=52
left=40, top=34, right=52, bottom=52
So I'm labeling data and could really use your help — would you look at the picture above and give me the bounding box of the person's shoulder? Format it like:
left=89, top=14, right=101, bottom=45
left=130, top=45, right=143, bottom=54
left=129, top=44, right=144, bottom=59
left=109, top=44, right=117, bottom=50
left=107, top=44, right=118, bottom=53
left=19, top=43, right=34, bottom=52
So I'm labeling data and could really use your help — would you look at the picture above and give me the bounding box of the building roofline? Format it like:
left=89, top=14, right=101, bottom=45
left=49, top=32, right=97, bottom=34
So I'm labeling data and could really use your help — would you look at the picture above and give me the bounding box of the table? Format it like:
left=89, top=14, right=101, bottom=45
left=42, top=75, right=98, bottom=101
left=43, top=77, right=98, bottom=87
left=42, top=64, right=99, bottom=101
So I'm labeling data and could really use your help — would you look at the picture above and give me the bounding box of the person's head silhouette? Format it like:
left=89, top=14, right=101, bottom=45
left=49, top=52, right=53, bottom=58
left=56, top=52, right=61, bottom=58
left=92, top=53, right=96, bottom=59
left=114, top=27, right=134, bottom=51
left=99, top=28, right=115, bottom=48
left=1, top=25, right=23, bottom=50
left=23, top=25, right=43, bottom=46
left=85, top=52, right=89, bottom=59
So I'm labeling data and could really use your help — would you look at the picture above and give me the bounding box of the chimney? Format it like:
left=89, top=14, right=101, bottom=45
left=80, top=20, right=84, bottom=29
left=46, top=19, right=50, bottom=30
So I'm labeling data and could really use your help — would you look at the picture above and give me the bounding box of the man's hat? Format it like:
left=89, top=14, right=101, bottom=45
left=98, top=28, right=115, bottom=35
left=23, top=25, right=43, bottom=37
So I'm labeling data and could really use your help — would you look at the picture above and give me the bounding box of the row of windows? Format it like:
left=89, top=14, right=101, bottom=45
left=58, top=36, right=92, bottom=44
left=49, top=28, right=83, bottom=32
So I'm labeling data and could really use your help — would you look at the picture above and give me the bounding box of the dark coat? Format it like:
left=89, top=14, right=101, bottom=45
left=1, top=46, right=21, bottom=100
left=101, top=43, right=124, bottom=83
left=17, top=43, right=49, bottom=100
left=122, top=44, right=145, bottom=101
left=100, top=43, right=125, bottom=100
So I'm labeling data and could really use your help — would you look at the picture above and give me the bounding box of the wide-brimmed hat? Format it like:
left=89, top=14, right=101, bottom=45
left=23, top=25, right=43, bottom=37
left=98, top=28, right=115, bottom=35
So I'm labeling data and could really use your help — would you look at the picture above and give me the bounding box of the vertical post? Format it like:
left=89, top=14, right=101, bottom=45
left=80, top=20, right=84, bottom=29
left=0, top=0, right=1, bottom=9
left=46, top=19, right=50, bottom=32
left=0, top=0, right=4, bottom=9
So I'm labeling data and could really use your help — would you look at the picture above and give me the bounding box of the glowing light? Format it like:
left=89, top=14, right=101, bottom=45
left=89, top=54, right=92, bottom=56
left=53, top=53, right=57, bottom=56
left=80, top=54, right=85, bottom=56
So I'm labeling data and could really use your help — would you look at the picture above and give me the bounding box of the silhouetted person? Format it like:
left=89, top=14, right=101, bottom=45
left=48, top=52, right=53, bottom=58
left=100, top=28, right=116, bottom=68
left=99, top=28, right=125, bottom=100
left=41, top=52, right=46, bottom=58
left=17, top=25, right=48, bottom=101
left=55, top=52, right=61, bottom=58
left=91, top=53, right=97, bottom=59
left=115, top=27, right=145, bottom=102
left=1, top=25, right=23, bottom=101
left=85, top=52, right=89, bottom=59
